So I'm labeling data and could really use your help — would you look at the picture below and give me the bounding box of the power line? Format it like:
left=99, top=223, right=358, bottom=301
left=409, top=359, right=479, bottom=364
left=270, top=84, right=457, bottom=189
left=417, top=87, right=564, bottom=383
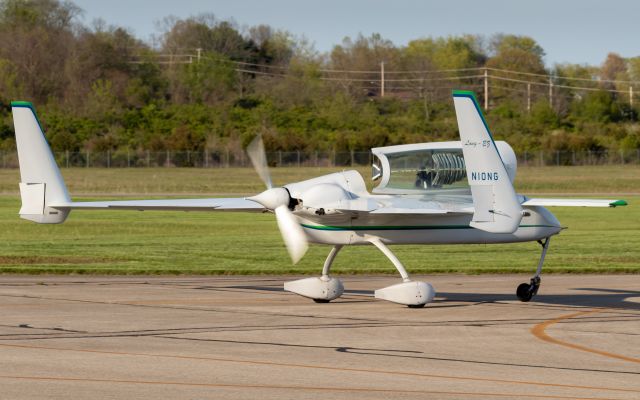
left=486, top=67, right=639, bottom=85
left=132, top=51, right=640, bottom=86
left=128, top=51, right=639, bottom=106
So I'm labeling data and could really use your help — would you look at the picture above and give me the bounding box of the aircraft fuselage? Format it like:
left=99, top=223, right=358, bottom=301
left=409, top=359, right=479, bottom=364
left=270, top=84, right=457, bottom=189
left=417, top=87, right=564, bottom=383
left=298, top=204, right=561, bottom=245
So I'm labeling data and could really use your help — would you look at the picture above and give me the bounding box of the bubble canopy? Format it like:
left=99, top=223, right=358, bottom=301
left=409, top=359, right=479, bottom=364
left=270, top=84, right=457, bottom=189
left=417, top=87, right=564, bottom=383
left=371, top=141, right=517, bottom=194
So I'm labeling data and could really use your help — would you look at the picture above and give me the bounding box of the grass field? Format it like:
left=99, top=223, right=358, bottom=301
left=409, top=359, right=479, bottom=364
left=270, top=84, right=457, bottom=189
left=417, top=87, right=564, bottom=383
left=0, top=165, right=637, bottom=275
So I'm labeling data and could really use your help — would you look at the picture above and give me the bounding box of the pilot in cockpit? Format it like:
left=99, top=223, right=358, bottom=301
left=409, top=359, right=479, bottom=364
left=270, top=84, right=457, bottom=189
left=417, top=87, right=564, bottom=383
left=415, top=159, right=435, bottom=189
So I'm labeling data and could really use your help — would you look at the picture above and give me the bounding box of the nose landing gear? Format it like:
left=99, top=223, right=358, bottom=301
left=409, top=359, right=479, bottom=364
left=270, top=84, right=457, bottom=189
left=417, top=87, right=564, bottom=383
left=516, top=237, right=550, bottom=302
left=516, top=276, right=541, bottom=302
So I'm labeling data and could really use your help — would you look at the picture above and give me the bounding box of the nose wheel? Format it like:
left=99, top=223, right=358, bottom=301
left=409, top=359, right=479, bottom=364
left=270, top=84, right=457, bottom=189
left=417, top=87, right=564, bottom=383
left=516, top=276, right=540, bottom=302
left=516, top=238, right=550, bottom=302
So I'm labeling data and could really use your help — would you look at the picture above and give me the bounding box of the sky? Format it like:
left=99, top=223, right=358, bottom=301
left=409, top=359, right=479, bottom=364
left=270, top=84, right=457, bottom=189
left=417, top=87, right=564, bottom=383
left=71, top=0, right=640, bottom=67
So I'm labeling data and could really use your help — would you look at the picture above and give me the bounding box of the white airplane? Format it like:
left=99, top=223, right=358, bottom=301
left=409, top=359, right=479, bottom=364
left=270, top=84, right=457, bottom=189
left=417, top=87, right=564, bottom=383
left=11, top=91, right=627, bottom=307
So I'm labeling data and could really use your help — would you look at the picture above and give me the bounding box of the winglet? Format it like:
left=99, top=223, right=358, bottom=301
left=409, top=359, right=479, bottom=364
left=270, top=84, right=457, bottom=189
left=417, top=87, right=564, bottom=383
left=452, top=91, right=522, bottom=233
left=12, top=101, right=70, bottom=223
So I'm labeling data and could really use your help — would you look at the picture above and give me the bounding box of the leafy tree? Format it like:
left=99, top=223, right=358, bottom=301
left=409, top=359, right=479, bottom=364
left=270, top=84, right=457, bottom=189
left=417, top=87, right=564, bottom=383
left=0, top=58, right=22, bottom=101
left=486, top=35, right=547, bottom=107
left=600, top=53, right=626, bottom=85
left=248, top=24, right=294, bottom=66
left=66, top=22, right=145, bottom=110
left=404, top=36, right=483, bottom=71
left=487, top=34, right=546, bottom=73
left=330, top=33, right=398, bottom=97
left=178, top=52, right=236, bottom=104
left=0, top=0, right=79, bottom=102
left=570, top=90, right=621, bottom=123
left=161, top=15, right=252, bottom=61
left=529, top=100, right=560, bottom=129
left=402, top=36, right=484, bottom=117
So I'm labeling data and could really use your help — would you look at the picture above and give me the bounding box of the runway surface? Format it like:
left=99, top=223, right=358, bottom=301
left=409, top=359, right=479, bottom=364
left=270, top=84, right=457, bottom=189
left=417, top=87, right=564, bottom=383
left=0, top=274, right=639, bottom=399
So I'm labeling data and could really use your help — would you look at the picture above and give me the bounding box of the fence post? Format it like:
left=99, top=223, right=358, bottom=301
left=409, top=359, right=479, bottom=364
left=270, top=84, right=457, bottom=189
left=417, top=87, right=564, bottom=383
left=539, top=150, right=543, bottom=167
left=127, top=150, right=130, bottom=167
left=86, top=150, right=90, bottom=168
left=556, top=150, right=559, bottom=166
left=107, top=150, right=110, bottom=168
left=65, top=150, right=69, bottom=168
left=297, top=150, right=301, bottom=167
left=146, top=150, right=150, bottom=167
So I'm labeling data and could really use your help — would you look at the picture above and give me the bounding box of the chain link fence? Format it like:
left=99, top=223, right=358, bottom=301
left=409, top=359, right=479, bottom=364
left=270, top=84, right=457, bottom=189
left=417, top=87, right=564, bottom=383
left=0, top=149, right=639, bottom=168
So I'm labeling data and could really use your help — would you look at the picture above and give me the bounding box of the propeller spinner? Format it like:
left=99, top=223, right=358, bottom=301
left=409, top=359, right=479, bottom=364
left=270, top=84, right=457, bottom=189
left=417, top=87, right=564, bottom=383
left=246, top=135, right=309, bottom=264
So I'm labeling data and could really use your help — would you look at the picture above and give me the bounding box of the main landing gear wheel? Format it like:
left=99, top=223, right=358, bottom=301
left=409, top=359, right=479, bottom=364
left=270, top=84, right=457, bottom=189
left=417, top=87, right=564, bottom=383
left=313, top=299, right=331, bottom=303
left=516, top=238, right=550, bottom=302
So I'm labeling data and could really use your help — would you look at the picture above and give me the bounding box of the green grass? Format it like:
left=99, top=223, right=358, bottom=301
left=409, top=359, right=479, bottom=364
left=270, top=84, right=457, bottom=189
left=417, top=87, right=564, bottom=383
left=0, top=165, right=637, bottom=275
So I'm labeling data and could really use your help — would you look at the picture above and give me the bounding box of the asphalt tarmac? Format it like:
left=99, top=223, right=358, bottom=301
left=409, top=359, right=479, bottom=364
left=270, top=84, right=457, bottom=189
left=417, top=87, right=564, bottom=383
left=0, top=274, right=638, bottom=399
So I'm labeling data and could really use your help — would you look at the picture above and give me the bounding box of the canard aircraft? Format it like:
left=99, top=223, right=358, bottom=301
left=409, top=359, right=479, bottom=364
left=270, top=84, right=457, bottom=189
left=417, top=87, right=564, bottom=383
left=11, top=90, right=627, bottom=307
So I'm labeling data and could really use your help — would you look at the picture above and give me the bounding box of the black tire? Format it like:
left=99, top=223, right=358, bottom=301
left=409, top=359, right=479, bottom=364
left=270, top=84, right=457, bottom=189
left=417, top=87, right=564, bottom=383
left=516, top=283, right=533, bottom=302
left=408, top=303, right=427, bottom=308
left=313, top=299, right=331, bottom=303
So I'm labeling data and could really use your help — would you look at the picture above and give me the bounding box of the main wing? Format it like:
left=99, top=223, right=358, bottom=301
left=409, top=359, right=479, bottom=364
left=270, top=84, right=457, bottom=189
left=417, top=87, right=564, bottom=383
left=51, top=198, right=265, bottom=212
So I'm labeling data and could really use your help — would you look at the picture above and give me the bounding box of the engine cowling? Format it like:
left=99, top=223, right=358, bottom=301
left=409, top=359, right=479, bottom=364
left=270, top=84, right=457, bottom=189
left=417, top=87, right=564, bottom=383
left=299, top=183, right=351, bottom=215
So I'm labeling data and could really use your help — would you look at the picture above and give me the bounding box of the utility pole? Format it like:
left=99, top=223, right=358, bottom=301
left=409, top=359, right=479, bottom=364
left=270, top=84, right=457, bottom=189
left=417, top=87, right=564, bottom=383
left=527, top=83, right=531, bottom=113
left=484, top=68, right=488, bottom=110
left=549, top=75, right=553, bottom=108
left=196, top=48, right=202, bottom=63
left=630, top=86, right=634, bottom=107
left=380, top=61, right=385, bottom=97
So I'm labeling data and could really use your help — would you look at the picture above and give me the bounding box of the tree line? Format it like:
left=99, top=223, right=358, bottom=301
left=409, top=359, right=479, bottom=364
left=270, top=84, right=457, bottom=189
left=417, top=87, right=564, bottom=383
left=0, top=0, right=639, bottom=159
